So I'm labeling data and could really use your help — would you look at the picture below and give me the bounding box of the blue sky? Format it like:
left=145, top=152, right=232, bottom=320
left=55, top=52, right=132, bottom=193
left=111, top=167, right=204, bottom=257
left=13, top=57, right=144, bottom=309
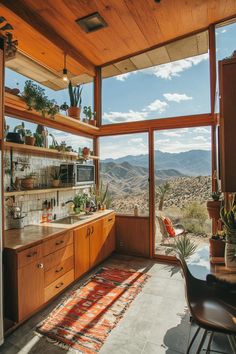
left=5, top=21, right=236, bottom=159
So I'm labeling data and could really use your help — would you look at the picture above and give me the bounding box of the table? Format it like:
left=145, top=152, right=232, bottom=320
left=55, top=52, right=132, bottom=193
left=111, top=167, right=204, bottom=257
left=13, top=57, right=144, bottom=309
left=187, top=245, right=236, bottom=284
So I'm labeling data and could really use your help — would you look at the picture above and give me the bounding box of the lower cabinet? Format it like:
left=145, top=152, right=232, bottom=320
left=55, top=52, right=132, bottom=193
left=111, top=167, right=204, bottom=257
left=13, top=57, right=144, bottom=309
left=4, top=212, right=115, bottom=323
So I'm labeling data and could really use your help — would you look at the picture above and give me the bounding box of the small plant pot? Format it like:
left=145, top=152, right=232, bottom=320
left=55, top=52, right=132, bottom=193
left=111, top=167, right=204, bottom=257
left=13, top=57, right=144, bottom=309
left=52, top=180, right=60, bottom=188
left=89, top=119, right=97, bottom=126
left=209, top=238, right=225, bottom=257
left=74, top=207, right=81, bottom=214
left=225, top=243, right=236, bottom=268
left=21, top=178, right=34, bottom=189
left=25, top=136, right=36, bottom=146
left=68, top=107, right=81, bottom=119
left=207, top=200, right=221, bottom=219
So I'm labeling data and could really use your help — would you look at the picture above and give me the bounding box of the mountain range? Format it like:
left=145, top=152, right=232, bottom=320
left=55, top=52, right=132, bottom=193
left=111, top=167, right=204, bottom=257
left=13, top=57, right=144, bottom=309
left=102, top=149, right=211, bottom=176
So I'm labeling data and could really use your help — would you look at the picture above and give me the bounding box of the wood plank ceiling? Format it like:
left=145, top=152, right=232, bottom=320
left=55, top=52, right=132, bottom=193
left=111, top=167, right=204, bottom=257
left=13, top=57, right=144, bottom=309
left=1, top=0, right=236, bottom=89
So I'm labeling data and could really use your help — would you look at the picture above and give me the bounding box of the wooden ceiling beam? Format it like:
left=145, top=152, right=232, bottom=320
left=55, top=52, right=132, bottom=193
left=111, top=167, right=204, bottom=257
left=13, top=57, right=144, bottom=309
left=1, top=0, right=95, bottom=76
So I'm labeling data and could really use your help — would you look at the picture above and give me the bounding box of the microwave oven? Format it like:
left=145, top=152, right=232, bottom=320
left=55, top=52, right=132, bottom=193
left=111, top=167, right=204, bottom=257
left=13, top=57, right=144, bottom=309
left=60, top=163, right=95, bottom=186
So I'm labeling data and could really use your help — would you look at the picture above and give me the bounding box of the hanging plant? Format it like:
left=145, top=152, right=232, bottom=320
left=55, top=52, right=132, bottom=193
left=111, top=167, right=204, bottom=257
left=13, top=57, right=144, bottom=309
left=22, top=80, right=59, bottom=119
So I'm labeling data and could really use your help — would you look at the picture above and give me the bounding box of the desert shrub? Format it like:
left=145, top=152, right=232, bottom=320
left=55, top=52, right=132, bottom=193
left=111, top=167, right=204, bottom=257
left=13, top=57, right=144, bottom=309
left=182, top=201, right=208, bottom=234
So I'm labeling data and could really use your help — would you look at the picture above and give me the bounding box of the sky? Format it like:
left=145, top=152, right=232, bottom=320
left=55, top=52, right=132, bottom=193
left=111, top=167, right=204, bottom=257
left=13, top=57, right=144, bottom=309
left=5, top=21, right=236, bottom=159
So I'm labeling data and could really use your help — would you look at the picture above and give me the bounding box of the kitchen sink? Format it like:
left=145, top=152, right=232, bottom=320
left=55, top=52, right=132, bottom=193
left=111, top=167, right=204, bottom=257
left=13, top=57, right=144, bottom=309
left=51, top=214, right=93, bottom=224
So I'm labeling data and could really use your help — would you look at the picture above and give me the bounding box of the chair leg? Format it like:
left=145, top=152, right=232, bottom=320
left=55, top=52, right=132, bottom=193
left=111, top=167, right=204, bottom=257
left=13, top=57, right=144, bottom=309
left=196, top=329, right=208, bottom=354
left=187, top=326, right=201, bottom=354
left=206, top=332, right=214, bottom=354
left=227, top=335, right=236, bottom=354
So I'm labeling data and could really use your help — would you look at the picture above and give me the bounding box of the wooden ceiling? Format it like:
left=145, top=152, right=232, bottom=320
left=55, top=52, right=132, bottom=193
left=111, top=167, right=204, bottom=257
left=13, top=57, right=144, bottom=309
left=1, top=0, right=236, bottom=87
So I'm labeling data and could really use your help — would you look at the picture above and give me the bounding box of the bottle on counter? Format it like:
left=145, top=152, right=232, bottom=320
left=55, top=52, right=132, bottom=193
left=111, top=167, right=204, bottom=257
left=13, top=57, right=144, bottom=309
left=134, top=204, right=139, bottom=216
left=47, top=202, right=53, bottom=222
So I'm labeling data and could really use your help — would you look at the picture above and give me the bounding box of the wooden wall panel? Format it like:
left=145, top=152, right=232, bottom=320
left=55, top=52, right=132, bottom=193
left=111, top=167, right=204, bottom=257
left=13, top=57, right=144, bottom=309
left=116, top=215, right=150, bottom=258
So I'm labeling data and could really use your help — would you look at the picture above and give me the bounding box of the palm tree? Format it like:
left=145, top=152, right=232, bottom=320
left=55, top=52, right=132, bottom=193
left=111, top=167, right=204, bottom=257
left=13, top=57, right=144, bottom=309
left=156, top=182, right=171, bottom=211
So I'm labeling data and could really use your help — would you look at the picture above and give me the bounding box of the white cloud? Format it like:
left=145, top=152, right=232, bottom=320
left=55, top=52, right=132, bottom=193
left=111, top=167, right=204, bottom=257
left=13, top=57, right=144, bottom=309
left=103, top=110, right=148, bottom=123
left=157, top=140, right=211, bottom=153
left=193, top=136, right=207, bottom=142
left=142, top=53, right=209, bottom=80
left=194, top=127, right=210, bottom=134
left=130, top=138, right=143, bottom=143
left=116, top=73, right=131, bottom=81
left=163, top=93, right=192, bottom=102
left=146, top=99, right=168, bottom=112
left=221, top=29, right=227, bottom=34
left=161, top=131, right=182, bottom=137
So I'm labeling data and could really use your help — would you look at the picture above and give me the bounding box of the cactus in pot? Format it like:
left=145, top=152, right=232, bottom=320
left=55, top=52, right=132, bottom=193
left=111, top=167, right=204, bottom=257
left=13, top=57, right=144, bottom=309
left=220, top=201, right=236, bottom=268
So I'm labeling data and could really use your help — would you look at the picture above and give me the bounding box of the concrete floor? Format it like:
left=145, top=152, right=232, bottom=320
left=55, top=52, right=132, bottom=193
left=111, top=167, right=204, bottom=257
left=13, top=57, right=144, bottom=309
left=0, top=254, right=233, bottom=354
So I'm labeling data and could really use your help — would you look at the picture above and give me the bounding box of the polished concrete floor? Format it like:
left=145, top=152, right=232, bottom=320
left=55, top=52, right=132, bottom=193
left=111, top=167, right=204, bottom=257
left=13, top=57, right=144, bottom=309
left=0, top=254, right=233, bottom=354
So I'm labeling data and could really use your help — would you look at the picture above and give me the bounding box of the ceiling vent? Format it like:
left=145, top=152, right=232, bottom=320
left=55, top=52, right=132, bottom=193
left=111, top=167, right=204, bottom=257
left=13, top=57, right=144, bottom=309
left=76, top=12, right=107, bottom=33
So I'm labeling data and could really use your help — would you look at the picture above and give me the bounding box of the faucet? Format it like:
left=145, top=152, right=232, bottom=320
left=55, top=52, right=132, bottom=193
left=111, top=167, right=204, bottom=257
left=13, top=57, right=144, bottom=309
left=65, top=200, right=74, bottom=205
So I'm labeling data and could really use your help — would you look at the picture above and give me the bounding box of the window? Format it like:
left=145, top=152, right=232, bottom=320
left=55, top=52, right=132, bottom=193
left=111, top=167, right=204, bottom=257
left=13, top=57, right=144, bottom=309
left=100, top=133, right=149, bottom=215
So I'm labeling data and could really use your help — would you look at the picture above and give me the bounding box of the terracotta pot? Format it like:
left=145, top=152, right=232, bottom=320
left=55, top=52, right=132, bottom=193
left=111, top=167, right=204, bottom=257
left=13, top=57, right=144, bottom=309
left=52, top=179, right=60, bottom=188
left=89, top=119, right=97, bottom=126
left=68, top=107, right=81, bottom=119
left=25, top=136, right=36, bottom=146
left=209, top=238, right=225, bottom=257
left=207, top=200, right=221, bottom=220
left=21, top=178, right=34, bottom=189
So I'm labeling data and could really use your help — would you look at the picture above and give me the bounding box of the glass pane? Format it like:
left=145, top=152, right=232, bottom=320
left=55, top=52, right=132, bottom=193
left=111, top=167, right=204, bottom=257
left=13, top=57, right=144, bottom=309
left=100, top=133, right=149, bottom=215
left=154, top=127, right=212, bottom=257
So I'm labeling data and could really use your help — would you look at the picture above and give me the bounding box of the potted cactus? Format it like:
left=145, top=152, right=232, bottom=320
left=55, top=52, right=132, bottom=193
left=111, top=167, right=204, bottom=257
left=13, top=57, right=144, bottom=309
left=68, top=81, right=83, bottom=119
left=50, top=168, right=61, bottom=188
left=83, top=105, right=96, bottom=126
left=207, top=191, right=222, bottom=220
left=220, top=201, right=236, bottom=268
left=25, top=129, right=35, bottom=146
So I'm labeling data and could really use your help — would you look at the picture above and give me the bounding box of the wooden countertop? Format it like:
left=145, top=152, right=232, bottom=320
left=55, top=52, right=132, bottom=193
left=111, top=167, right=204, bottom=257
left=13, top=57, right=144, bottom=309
left=4, top=210, right=114, bottom=252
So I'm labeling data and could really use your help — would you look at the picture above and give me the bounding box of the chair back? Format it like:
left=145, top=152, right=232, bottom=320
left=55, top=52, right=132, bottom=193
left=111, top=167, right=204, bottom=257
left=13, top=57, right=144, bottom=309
left=156, top=215, right=169, bottom=239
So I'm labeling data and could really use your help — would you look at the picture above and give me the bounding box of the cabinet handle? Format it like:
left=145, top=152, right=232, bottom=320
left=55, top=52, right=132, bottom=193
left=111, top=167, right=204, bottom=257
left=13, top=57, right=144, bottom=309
left=55, top=240, right=64, bottom=246
left=55, top=282, right=64, bottom=289
left=55, top=267, right=63, bottom=273
left=37, top=263, right=44, bottom=269
left=91, top=226, right=94, bottom=234
left=87, top=227, right=90, bottom=237
left=108, top=218, right=113, bottom=222
left=27, top=251, right=37, bottom=258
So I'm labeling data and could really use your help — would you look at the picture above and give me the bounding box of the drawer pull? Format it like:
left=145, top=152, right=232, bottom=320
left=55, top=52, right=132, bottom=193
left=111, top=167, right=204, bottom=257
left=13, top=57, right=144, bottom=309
left=55, top=267, right=63, bottom=273
left=27, top=251, right=37, bottom=258
left=55, top=282, right=64, bottom=289
left=91, top=226, right=94, bottom=235
left=108, top=218, right=113, bottom=222
left=55, top=240, right=64, bottom=246
left=37, top=263, right=44, bottom=269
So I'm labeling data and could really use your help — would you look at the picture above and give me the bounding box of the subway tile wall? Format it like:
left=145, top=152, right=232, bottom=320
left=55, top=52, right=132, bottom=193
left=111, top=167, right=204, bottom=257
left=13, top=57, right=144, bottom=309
left=4, top=151, right=91, bottom=230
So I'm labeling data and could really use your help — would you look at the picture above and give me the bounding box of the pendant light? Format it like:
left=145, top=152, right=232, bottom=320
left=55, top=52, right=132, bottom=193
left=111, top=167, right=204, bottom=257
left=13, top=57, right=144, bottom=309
left=62, top=53, right=68, bottom=82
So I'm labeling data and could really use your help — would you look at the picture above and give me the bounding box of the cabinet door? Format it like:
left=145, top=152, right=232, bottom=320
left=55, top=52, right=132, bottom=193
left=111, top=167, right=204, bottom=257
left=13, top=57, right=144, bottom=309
left=89, top=219, right=103, bottom=267
left=103, top=214, right=116, bottom=259
left=74, top=225, right=90, bottom=279
left=18, top=259, right=44, bottom=321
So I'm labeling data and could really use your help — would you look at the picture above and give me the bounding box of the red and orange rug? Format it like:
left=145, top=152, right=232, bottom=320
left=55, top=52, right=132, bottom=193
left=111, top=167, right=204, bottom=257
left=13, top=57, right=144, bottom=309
left=37, top=267, right=149, bottom=353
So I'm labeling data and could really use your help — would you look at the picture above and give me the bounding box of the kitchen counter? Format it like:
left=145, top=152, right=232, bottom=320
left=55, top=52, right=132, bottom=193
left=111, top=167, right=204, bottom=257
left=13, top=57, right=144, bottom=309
left=4, top=210, right=114, bottom=252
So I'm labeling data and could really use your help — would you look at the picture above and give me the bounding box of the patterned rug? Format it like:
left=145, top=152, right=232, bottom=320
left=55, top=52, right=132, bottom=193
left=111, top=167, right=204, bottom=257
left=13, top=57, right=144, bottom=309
left=37, top=267, right=149, bottom=353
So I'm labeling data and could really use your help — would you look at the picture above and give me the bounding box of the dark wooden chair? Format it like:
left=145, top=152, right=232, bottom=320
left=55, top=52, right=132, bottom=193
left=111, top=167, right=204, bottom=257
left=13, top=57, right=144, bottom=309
left=180, top=258, right=236, bottom=354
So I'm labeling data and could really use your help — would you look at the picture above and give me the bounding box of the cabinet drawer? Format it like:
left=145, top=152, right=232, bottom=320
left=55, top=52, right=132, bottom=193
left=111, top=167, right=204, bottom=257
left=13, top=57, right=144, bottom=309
left=45, top=269, right=74, bottom=302
left=17, top=244, right=42, bottom=268
left=42, top=231, right=73, bottom=256
left=43, top=243, right=74, bottom=271
left=45, top=256, right=74, bottom=286
left=103, top=214, right=115, bottom=226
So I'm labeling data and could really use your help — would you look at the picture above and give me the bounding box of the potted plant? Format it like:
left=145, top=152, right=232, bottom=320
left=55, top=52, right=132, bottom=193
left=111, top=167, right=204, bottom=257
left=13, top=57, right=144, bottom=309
left=82, top=146, right=90, bottom=157
left=83, top=106, right=96, bottom=126
left=25, top=129, right=35, bottom=146
left=60, top=102, right=69, bottom=115
left=220, top=202, right=236, bottom=268
left=22, top=80, right=59, bottom=118
left=207, top=191, right=222, bottom=219
left=73, top=194, right=85, bottom=214
left=209, top=231, right=226, bottom=257
left=21, top=173, right=37, bottom=190
left=68, top=81, right=83, bottom=119
left=50, top=168, right=61, bottom=188
left=165, top=234, right=197, bottom=260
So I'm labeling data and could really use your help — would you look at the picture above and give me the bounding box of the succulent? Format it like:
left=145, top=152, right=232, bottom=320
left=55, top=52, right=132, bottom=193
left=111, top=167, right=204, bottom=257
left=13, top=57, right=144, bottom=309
left=220, top=202, right=236, bottom=244
left=50, top=168, right=61, bottom=180
left=212, top=191, right=221, bottom=201
left=83, top=105, right=96, bottom=120
left=68, top=81, right=83, bottom=107
left=165, top=234, right=197, bottom=260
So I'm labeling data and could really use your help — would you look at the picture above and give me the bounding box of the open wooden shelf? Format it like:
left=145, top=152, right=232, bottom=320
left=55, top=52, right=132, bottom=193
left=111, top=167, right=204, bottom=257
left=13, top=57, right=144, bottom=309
left=4, top=92, right=99, bottom=137
left=4, top=185, right=91, bottom=197
left=4, top=141, right=78, bottom=159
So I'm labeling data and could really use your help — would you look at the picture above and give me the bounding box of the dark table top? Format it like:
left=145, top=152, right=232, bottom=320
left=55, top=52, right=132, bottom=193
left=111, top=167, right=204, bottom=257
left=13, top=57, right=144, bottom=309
left=187, top=245, right=236, bottom=284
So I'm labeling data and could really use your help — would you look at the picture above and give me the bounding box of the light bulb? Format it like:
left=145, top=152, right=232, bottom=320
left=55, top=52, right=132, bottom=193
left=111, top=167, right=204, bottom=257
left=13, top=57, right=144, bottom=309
left=62, top=68, right=68, bottom=82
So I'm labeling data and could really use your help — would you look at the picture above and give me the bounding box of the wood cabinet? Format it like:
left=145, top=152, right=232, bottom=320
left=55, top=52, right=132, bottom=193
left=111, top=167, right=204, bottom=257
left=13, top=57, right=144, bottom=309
left=219, top=56, right=236, bottom=192
left=74, top=224, right=90, bottom=279
left=4, top=212, right=115, bottom=323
